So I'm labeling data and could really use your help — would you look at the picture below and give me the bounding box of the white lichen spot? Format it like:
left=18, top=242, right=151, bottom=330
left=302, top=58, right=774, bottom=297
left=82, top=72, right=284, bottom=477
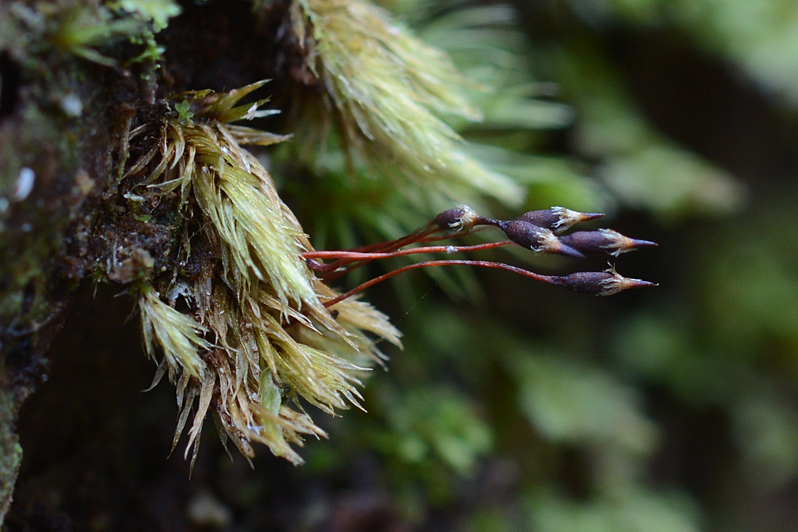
left=14, top=167, right=35, bottom=201
left=74, top=170, right=94, bottom=196
left=123, top=192, right=145, bottom=202
left=61, top=94, right=83, bottom=117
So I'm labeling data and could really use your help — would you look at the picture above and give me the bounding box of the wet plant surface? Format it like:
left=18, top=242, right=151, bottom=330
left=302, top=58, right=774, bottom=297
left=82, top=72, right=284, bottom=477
left=5, top=0, right=798, bottom=531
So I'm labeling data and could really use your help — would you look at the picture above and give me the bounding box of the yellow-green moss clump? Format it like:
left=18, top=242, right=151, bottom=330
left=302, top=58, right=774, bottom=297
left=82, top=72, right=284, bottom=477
left=286, top=0, right=524, bottom=211
left=126, top=82, right=401, bottom=466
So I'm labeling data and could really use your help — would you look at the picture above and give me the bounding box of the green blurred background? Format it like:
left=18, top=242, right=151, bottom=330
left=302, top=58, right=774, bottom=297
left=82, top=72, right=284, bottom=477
left=11, top=0, right=798, bottom=531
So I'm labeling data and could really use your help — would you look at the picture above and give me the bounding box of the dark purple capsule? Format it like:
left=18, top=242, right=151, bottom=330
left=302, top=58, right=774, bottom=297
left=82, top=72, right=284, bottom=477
left=560, top=229, right=658, bottom=257
left=552, top=270, right=658, bottom=295
left=498, top=220, right=585, bottom=258
left=434, top=206, right=482, bottom=232
left=520, top=207, right=604, bottom=234
left=435, top=208, right=466, bottom=229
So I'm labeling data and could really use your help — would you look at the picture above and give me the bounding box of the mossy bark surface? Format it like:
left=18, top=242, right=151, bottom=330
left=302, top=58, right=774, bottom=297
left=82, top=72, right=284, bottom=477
left=0, top=1, right=309, bottom=526
left=0, top=2, right=179, bottom=524
left=1, top=3, right=123, bottom=520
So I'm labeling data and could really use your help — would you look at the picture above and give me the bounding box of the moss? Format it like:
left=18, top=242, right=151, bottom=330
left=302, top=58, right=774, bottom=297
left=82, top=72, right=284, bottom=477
left=288, top=0, right=524, bottom=211
left=0, top=0, right=660, bottom=527
left=113, top=83, right=402, bottom=467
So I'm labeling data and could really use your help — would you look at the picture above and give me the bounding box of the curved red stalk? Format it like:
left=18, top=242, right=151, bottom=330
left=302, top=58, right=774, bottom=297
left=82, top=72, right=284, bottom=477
left=304, top=240, right=513, bottom=264
left=323, top=259, right=555, bottom=308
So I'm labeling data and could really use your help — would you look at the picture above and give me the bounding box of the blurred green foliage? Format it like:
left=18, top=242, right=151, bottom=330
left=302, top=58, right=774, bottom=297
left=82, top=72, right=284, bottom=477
left=7, top=0, right=798, bottom=529
left=280, top=0, right=798, bottom=531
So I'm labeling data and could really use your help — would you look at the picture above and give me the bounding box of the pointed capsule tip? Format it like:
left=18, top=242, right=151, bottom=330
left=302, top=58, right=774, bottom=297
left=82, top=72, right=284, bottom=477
left=556, top=243, right=586, bottom=259
left=627, top=279, right=658, bottom=289
left=630, top=239, right=658, bottom=248
left=580, top=212, right=605, bottom=222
